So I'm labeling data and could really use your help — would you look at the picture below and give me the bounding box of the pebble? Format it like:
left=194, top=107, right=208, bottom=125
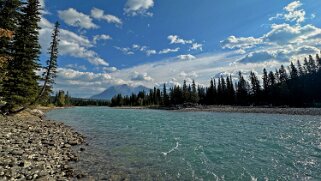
left=0, top=112, right=87, bottom=180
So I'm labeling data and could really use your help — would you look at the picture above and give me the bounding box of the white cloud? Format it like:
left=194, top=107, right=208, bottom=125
left=220, top=36, right=262, bottom=49
left=146, top=49, right=157, bottom=56
left=284, top=1, right=302, bottom=12
left=190, top=43, right=203, bottom=51
left=116, top=44, right=157, bottom=56
left=168, top=35, right=193, bottom=45
left=159, top=48, right=180, bottom=54
left=39, top=0, right=49, bottom=15
left=177, top=54, right=196, bottom=61
left=58, top=8, right=98, bottom=29
left=65, top=64, right=87, bottom=71
left=59, top=40, right=109, bottom=66
left=114, top=46, right=135, bottom=55
left=54, top=68, right=121, bottom=97
left=124, top=0, right=154, bottom=16
left=39, top=17, right=109, bottom=66
left=39, top=0, right=45, bottom=8
left=168, top=35, right=203, bottom=52
left=93, top=34, right=112, bottom=44
left=269, top=1, right=305, bottom=24
left=91, top=8, right=123, bottom=27
left=103, top=67, right=118, bottom=73
left=131, top=72, right=153, bottom=81
left=220, top=1, right=321, bottom=64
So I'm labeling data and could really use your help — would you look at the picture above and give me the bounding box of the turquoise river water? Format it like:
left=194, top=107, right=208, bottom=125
left=46, top=107, right=321, bottom=180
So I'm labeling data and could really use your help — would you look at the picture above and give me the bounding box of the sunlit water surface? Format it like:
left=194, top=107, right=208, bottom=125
left=46, top=107, right=321, bottom=180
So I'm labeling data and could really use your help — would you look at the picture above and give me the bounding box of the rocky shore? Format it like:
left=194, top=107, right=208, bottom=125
left=170, top=105, right=321, bottom=116
left=0, top=110, right=87, bottom=180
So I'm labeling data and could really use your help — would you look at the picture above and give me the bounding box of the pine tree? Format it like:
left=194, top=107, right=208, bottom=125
left=262, top=68, right=269, bottom=92
left=297, top=60, right=305, bottom=76
left=56, top=90, right=65, bottom=107
left=0, top=0, right=21, bottom=97
left=237, top=72, right=248, bottom=105
left=303, top=58, right=310, bottom=74
left=3, top=0, right=41, bottom=112
left=274, top=69, right=280, bottom=83
left=279, top=65, right=288, bottom=83
left=249, top=71, right=261, bottom=104
left=182, top=80, right=188, bottom=102
left=316, top=54, right=321, bottom=70
left=226, top=75, right=235, bottom=104
left=289, top=62, right=299, bottom=79
left=262, top=68, right=268, bottom=97
left=190, top=80, right=199, bottom=103
left=162, top=84, right=170, bottom=106
left=207, top=79, right=215, bottom=104
left=308, top=55, right=317, bottom=73
left=37, top=21, right=60, bottom=103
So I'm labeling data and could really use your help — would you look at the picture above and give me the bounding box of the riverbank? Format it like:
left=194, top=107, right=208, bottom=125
left=113, top=105, right=321, bottom=116
left=0, top=110, right=87, bottom=180
left=169, top=105, right=321, bottom=116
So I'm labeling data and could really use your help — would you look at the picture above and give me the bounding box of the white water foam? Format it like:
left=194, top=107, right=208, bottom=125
left=162, top=141, right=180, bottom=156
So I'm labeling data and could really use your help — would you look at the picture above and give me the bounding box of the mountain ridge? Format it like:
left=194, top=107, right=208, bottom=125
left=90, top=84, right=150, bottom=100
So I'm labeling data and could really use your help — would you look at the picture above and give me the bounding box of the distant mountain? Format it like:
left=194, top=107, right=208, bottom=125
left=90, top=84, right=150, bottom=100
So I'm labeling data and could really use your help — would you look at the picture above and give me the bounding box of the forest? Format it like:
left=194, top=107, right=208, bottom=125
left=0, top=0, right=60, bottom=114
left=111, top=55, right=321, bottom=108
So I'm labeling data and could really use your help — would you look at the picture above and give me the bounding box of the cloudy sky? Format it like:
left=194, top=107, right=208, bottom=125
left=38, top=0, right=321, bottom=97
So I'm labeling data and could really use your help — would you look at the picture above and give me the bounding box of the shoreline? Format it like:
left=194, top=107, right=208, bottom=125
left=0, top=109, right=88, bottom=180
left=173, top=106, right=321, bottom=116
left=113, top=105, right=321, bottom=116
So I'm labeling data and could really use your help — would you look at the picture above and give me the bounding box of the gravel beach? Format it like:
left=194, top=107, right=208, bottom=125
left=0, top=111, right=87, bottom=180
left=173, top=105, right=321, bottom=115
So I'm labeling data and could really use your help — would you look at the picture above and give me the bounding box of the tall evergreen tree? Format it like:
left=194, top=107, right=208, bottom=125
left=3, top=0, right=41, bottom=112
left=190, top=80, right=199, bottom=103
left=0, top=0, right=21, bottom=97
left=249, top=71, right=261, bottom=104
left=162, top=83, right=170, bottom=106
left=274, top=69, right=280, bottom=83
left=279, top=65, right=288, bottom=83
left=226, top=75, right=235, bottom=104
left=182, top=80, right=189, bottom=102
left=268, top=71, right=276, bottom=87
left=289, top=62, right=299, bottom=79
left=236, top=72, right=248, bottom=105
left=316, top=54, right=321, bottom=69
left=297, top=60, right=305, bottom=76
left=262, top=68, right=268, bottom=92
left=37, top=21, right=60, bottom=102
left=303, top=57, right=311, bottom=73
left=308, top=55, right=317, bottom=73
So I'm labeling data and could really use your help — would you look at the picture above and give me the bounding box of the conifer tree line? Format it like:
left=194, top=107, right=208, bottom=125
left=0, top=0, right=60, bottom=114
left=48, top=90, right=109, bottom=107
left=111, top=54, right=321, bottom=107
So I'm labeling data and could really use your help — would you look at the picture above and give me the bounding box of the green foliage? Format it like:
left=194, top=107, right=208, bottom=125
left=2, top=0, right=41, bottom=111
left=0, top=0, right=21, bottom=99
left=55, top=90, right=66, bottom=107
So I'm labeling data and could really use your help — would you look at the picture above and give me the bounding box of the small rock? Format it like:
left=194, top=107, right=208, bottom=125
left=11, top=150, right=24, bottom=156
left=23, top=161, right=32, bottom=168
left=68, top=140, right=78, bottom=146
left=63, top=144, right=71, bottom=148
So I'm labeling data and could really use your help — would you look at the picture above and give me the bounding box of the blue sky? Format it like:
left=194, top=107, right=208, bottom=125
left=38, top=0, right=321, bottom=97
